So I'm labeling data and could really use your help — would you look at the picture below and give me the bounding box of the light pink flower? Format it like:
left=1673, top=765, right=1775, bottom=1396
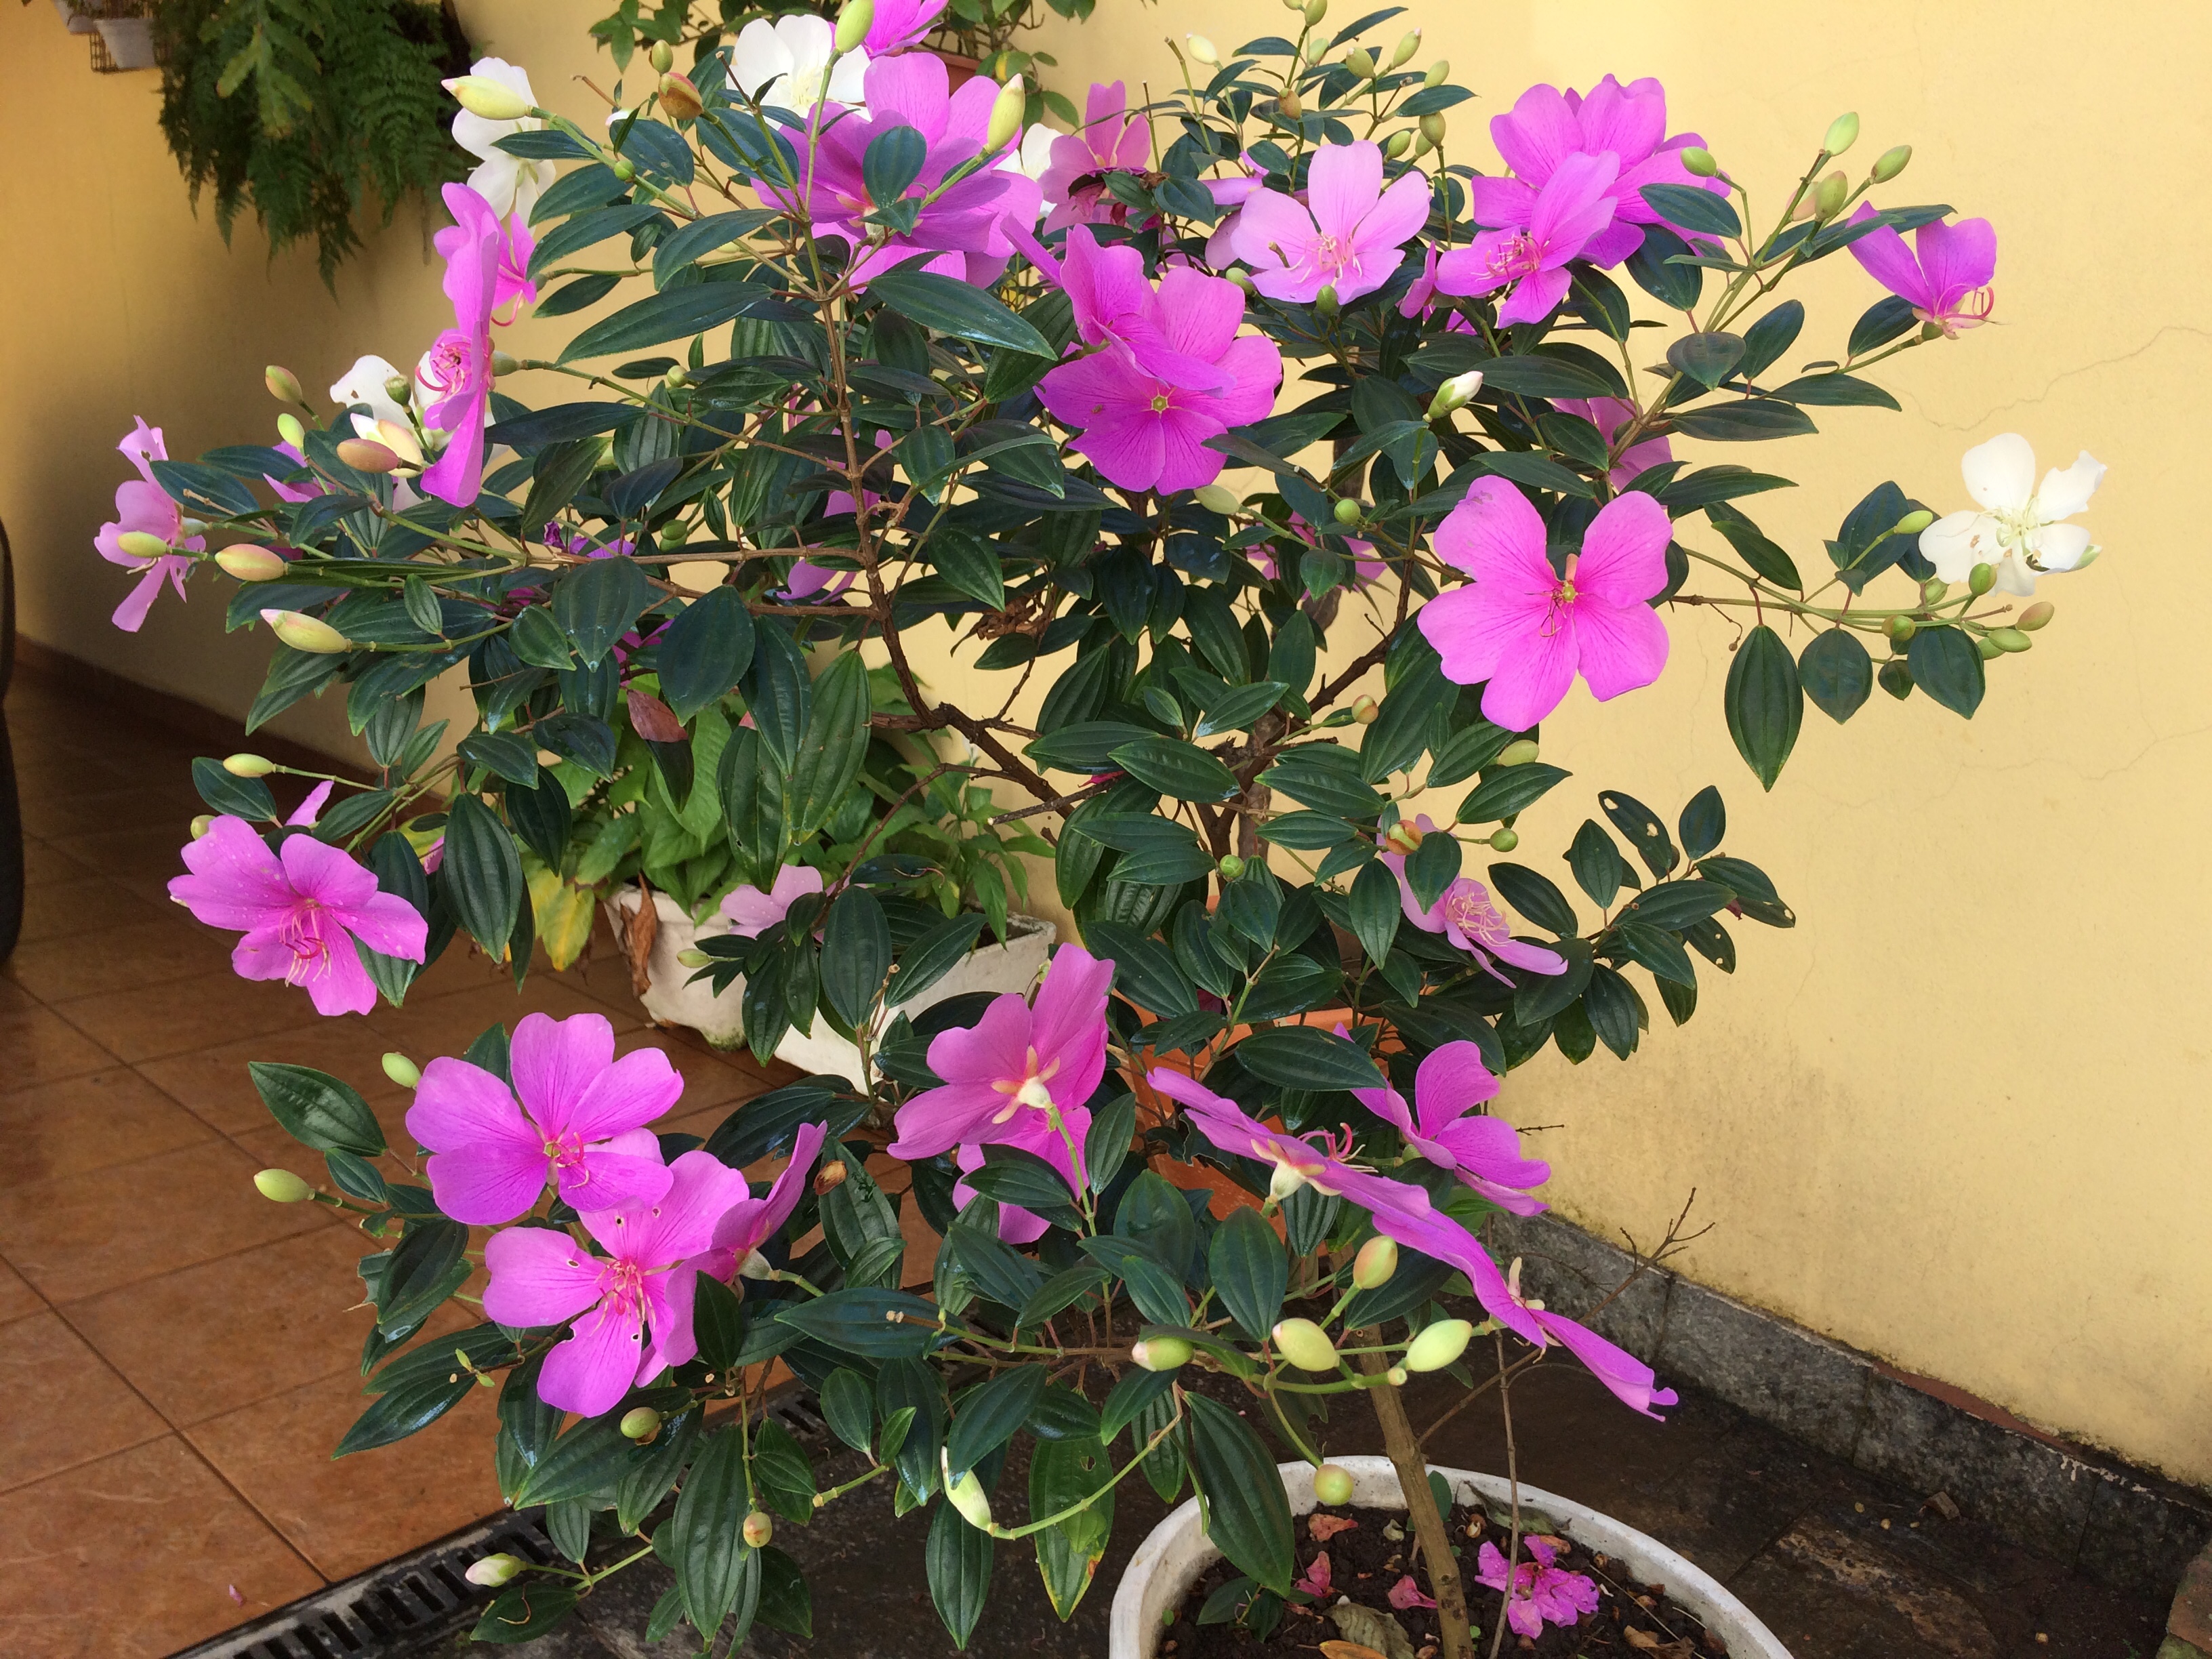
left=483, top=1150, right=748, bottom=1416
left=1553, top=396, right=1672, bottom=490
left=1475, top=1534, right=1600, bottom=1639
left=1227, top=142, right=1430, bottom=306
left=96, top=419, right=201, bottom=631
left=407, top=1012, right=683, bottom=1225
left=419, top=183, right=504, bottom=507
left=1418, top=477, right=1672, bottom=729
left=1387, top=1574, right=1437, bottom=1611
left=1350, top=1038, right=1551, bottom=1214
left=1250, top=511, right=1386, bottom=588
left=493, top=215, right=537, bottom=321
left=1378, top=824, right=1569, bottom=983
left=699, top=1120, right=829, bottom=1277
left=1845, top=204, right=1996, bottom=337
left=1039, top=81, right=1152, bottom=233
left=1295, top=1551, right=1333, bottom=1598
left=721, top=864, right=826, bottom=938
left=168, top=818, right=426, bottom=1017
left=1435, top=150, right=1618, bottom=327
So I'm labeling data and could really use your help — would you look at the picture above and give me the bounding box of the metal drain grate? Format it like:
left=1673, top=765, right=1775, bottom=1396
left=174, top=1388, right=831, bottom=1659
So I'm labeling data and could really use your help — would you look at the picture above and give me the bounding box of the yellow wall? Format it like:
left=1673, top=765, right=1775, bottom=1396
left=3, top=1, right=2206, bottom=1485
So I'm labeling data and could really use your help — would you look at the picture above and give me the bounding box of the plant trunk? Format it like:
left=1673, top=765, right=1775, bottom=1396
left=1357, top=1343, right=1475, bottom=1659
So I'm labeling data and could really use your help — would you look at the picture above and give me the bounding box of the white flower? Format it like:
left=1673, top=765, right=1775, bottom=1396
left=998, top=123, right=1058, bottom=193
left=731, top=15, right=869, bottom=114
left=1918, top=432, right=2105, bottom=596
left=451, top=57, right=555, bottom=221
left=330, top=355, right=411, bottom=434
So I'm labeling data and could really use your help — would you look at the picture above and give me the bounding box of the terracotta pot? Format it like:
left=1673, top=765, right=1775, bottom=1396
left=935, top=50, right=980, bottom=89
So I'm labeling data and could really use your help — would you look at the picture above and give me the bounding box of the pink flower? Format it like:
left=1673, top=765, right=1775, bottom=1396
left=781, top=54, right=1039, bottom=288
left=953, top=1119, right=1082, bottom=1244
left=1553, top=397, right=1672, bottom=491
left=1227, top=142, right=1430, bottom=306
left=1039, top=81, right=1152, bottom=233
left=1387, top=1574, right=1437, bottom=1611
left=1475, top=78, right=1728, bottom=268
left=1435, top=150, right=1619, bottom=327
left=1417, top=477, right=1671, bottom=729
left=1378, top=825, right=1569, bottom=982
left=888, top=945, right=1114, bottom=1164
left=493, top=214, right=537, bottom=321
left=1036, top=266, right=1282, bottom=494
left=483, top=1150, right=748, bottom=1416
left=1250, top=512, right=1386, bottom=588
left=406, top=1012, right=684, bottom=1225
left=168, top=818, right=427, bottom=1017
left=1845, top=204, right=1996, bottom=337
left=419, top=183, right=504, bottom=508
left=1012, top=222, right=1233, bottom=392
left=264, top=438, right=323, bottom=506
left=783, top=558, right=855, bottom=600
left=863, top=0, right=945, bottom=53
left=1295, top=1551, right=1333, bottom=1598
left=699, top=1120, right=829, bottom=1277
left=1475, top=1535, right=1600, bottom=1639
left=720, top=863, right=826, bottom=939
left=1350, top=1038, right=1551, bottom=1214
left=96, top=419, right=202, bottom=632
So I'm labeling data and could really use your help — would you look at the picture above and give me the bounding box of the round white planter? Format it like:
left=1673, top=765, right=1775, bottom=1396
left=609, top=886, right=1055, bottom=1084
left=1109, top=1456, right=1790, bottom=1659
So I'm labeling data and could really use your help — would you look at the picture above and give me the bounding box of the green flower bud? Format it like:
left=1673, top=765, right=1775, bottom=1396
left=1216, top=855, right=1246, bottom=880
left=115, top=530, right=172, bottom=563
left=1132, top=1335, right=1193, bottom=1372
left=1976, top=636, right=2002, bottom=659
left=1332, top=497, right=1362, bottom=526
left=743, top=1511, right=775, bottom=1548
left=1272, top=1317, right=1339, bottom=1372
left=1871, top=144, right=1912, bottom=183
left=1389, top=29, right=1420, bottom=68
left=1350, top=695, right=1380, bottom=725
left=1885, top=615, right=1917, bottom=643
left=216, top=544, right=288, bottom=581
left=660, top=71, right=704, bottom=122
left=255, top=1168, right=314, bottom=1203
left=649, top=39, right=674, bottom=73
left=384, top=373, right=414, bottom=405
left=611, top=155, right=636, bottom=182
left=1185, top=33, right=1218, bottom=66
left=1418, top=113, right=1448, bottom=150
left=1989, top=627, right=2032, bottom=653
left=834, top=0, right=874, bottom=52
left=1312, top=1463, right=1355, bottom=1506
left=619, top=1407, right=661, bottom=1440
left=1277, top=87, right=1303, bottom=119
left=490, top=350, right=521, bottom=377
left=1679, top=146, right=1717, bottom=178
left=1315, top=284, right=1340, bottom=317
left=265, top=365, right=304, bottom=403
left=1497, top=738, right=1540, bottom=766
left=382, top=1052, right=422, bottom=1088
left=1383, top=129, right=1411, bottom=160
left=337, top=438, right=402, bottom=475
left=657, top=522, right=690, bottom=551
left=1194, top=483, right=1242, bottom=515
left=1353, top=1235, right=1398, bottom=1289
left=276, top=413, right=306, bottom=448
left=1967, top=562, right=1996, bottom=595
left=943, top=1460, right=997, bottom=1530
left=443, top=75, right=532, bottom=121
left=262, top=609, right=352, bottom=653
left=466, top=1553, right=527, bottom=1587
left=2018, top=600, right=2054, bottom=631
left=1385, top=1364, right=1408, bottom=1386
left=1403, top=1317, right=1473, bottom=1372
left=1227, top=268, right=1256, bottom=293
left=1921, top=577, right=1949, bottom=605
left=1488, top=827, right=1519, bottom=853
left=985, top=74, right=1026, bottom=150
left=1813, top=170, right=1849, bottom=221
left=1344, top=46, right=1376, bottom=80
left=1423, top=59, right=1449, bottom=88
left=222, top=753, right=275, bottom=777
left=1426, top=369, right=1481, bottom=420
left=190, top=814, right=213, bottom=840
left=1822, top=112, right=1860, bottom=156
left=1303, top=0, right=1327, bottom=24
left=1893, top=508, right=1935, bottom=536
left=676, top=947, right=710, bottom=969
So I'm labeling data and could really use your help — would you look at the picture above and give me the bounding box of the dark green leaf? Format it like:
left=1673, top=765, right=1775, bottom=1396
left=1488, top=862, right=1578, bottom=935
left=560, top=282, right=770, bottom=361
left=926, top=1495, right=995, bottom=1648
left=1677, top=785, right=1725, bottom=859
left=777, top=1288, right=940, bottom=1357
left=192, top=756, right=275, bottom=821
left=1666, top=331, right=1745, bottom=390
left=870, top=267, right=1054, bottom=356
left=1078, top=1236, right=1190, bottom=1326
left=553, top=556, right=653, bottom=670
left=1643, top=182, right=1741, bottom=237
left=667, top=1427, right=756, bottom=1635
left=1185, top=1394, right=1294, bottom=1593
left=890, top=913, right=988, bottom=1007
left=1799, top=628, right=1873, bottom=723
left=248, top=1062, right=386, bottom=1154
left=1737, top=301, right=1804, bottom=380
left=1347, top=859, right=1400, bottom=968
left=442, top=793, right=524, bottom=954
left=1906, top=626, right=1985, bottom=718
left=1231, top=1026, right=1381, bottom=1090
left=821, top=888, right=892, bottom=1028
left=1456, top=762, right=1570, bottom=824
left=787, top=652, right=872, bottom=840
left=1208, top=1207, right=1288, bottom=1338
left=1766, top=373, right=1901, bottom=410
left=1597, top=790, right=1677, bottom=878
left=657, top=586, right=755, bottom=722
left=1707, top=504, right=1802, bottom=590
left=1724, top=623, right=1802, bottom=789
left=1109, top=737, right=1240, bottom=802
left=946, top=1366, right=1048, bottom=1479
left=513, top=1414, right=639, bottom=1508
left=472, top=1584, right=579, bottom=1643
left=819, top=1369, right=874, bottom=1454
left=1567, top=819, right=1626, bottom=909
left=1668, top=400, right=1818, bottom=443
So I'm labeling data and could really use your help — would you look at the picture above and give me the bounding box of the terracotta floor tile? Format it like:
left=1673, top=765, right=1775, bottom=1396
left=363, top=975, right=640, bottom=1061
left=17, top=836, right=97, bottom=890
left=0, top=1435, right=322, bottom=1659
left=64, top=822, right=201, bottom=895
left=0, top=1069, right=215, bottom=1189
left=67, top=1227, right=396, bottom=1427
left=0, top=1003, right=121, bottom=1088
left=13, top=875, right=172, bottom=947
left=3, top=914, right=234, bottom=1004
left=47, top=972, right=321, bottom=1064
left=0, top=1140, right=331, bottom=1305
left=188, top=1368, right=506, bottom=1580
left=7, top=750, right=146, bottom=804
left=20, top=783, right=207, bottom=842
left=0, top=1258, right=45, bottom=1324
left=230, top=1121, right=434, bottom=1204
left=136, top=1020, right=405, bottom=1135
left=0, top=1311, right=166, bottom=1492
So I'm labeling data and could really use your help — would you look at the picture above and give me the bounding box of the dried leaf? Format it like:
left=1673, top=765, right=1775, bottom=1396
left=1319, top=1644, right=1387, bottom=1659
left=621, top=883, right=659, bottom=1000
left=1309, top=1514, right=1360, bottom=1542
left=1328, top=1602, right=1416, bottom=1659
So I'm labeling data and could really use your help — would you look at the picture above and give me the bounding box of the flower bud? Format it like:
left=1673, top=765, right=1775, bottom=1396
left=1426, top=368, right=1480, bottom=419
left=649, top=39, right=674, bottom=73
left=265, top=365, right=304, bottom=403
left=1194, top=483, right=1242, bottom=515
left=276, top=413, right=306, bottom=448
left=255, top=1168, right=314, bottom=1203
left=1976, top=636, right=2002, bottom=659
left=222, top=753, right=275, bottom=777
left=1313, top=1463, right=1355, bottom=1506
left=611, top=155, right=636, bottom=182
left=1822, top=112, right=1860, bottom=156
left=1813, top=170, right=1849, bottom=221
left=986, top=75, right=1025, bottom=150
left=1488, top=827, right=1519, bottom=852
left=1921, top=575, right=1950, bottom=605
left=619, top=1407, right=661, bottom=1440
left=674, top=947, right=712, bottom=971
left=1381, top=819, right=1423, bottom=855
left=1988, top=626, right=2032, bottom=653
left=262, top=609, right=352, bottom=653
left=1967, top=561, right=1996, bottom=596
left=743, top=1511, right=775, bottom=1549
left=466, top=1553, right=526, bottom=1588
left=1893, top=508, right=1935, bottom=537
left=380, top=374, right=413, bottom=407
left=1351, top=695, right=1380, bottom=725
left=814, top=1159, right=849, bottom=1195
left=1303, top=0, right=1326, bottom=23
left=1383, top=129, right=1411, bottom=160
left=1418, top=112, right=1447, bottom=148
left=1423, top=59, right=1449, bottom=87
left=1132, top=1334, right=1193, bottom=1372
left=834, top=0, right=874, bottom=53
left=1386, top=1364, right=1408, bottom=1386
left=382, top=1052, right=422, bottom=1088
left=1332, top=497, right=1362, bottom=527
left=1885, top=615, right=1917, bottom=643
left=1871, top=144, right=1912, bottom=183
left=1664, top=147, right=1715, bottom=184
left=1216, top=854, right=1246, bottom=880
left=1353, top=1235, right=1398, bottom=1289
left=190, top=814, right=213, bottom=840
left=1404, top=1317, right=1473, bottom=1372
left=490, top=350, right=522, bottom=377
left=1344, top=46, right=1377, bottom=80
left=1227, top=268, right=1256, bottom=293
left=943, top=1459, right=997, bottom=1530
left=1186, top=33, right=1218, bottom=66
left=115, top=530, right=173, bottom=564
left=443, top=75, right=533, bottom=121
left=337, top=438, right=402, bottom=475
left=1389, top=28, right=1420, bottom=68
left=1277, top=87, right=1303, bottom=120
left=1315, top=284, right=1340, bottom=318
left=656, top=522, right=691, bottom=552
left=659, top=71, right=704, bottom=122
left=1272, top=1317, right=1339, bottom=1372
left=216, top=544, right=288, bottom=581
left=1496, top=737, right=1540, bottom=766
left=2018, top=600, right=2054, bottom=631
left=739, top=1249, right=774, bottom=1279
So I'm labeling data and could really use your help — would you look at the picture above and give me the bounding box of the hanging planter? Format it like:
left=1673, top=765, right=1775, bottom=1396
left=52, top=0, right=97, bottom=35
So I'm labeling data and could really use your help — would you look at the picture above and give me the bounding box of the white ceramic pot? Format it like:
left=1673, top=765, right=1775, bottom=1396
left=1108, top=1456, right=1790, bottom=1659
left=96, top=16, right=158, bottom=68
left=609, top=886, right=1055, bottom=1083
left=54, top=0, right=97, bottom=35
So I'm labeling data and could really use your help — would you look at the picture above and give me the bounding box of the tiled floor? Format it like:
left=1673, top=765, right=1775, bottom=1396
left=0, top=667, right=792, bottom=1659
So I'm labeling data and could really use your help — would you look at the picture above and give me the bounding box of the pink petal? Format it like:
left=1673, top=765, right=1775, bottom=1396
left=1490, top=84, right=1580, bottom=186
left=276, top=830, right=381, bottom=912
left=1479, top=621, right=1580, bottom=732
left=1410, top=1042, right=1501, bottom=1130
left=864, top=52, right=951, bottom=141
left=537, top=1297, right=649, bottom=1416
left=567, top=1045, right=686, bottom=1142
left=1528, top=150, right=1618, bottom=252
left=1468, top=175, right=1535, bottom=231
left=1534, top=1307, right=1678, bottom=1418
left=1568, top=597, right=1669, bottom=703
left=714, top=1120, right=827, bottom=1252
left=285, top=780, right=334, bottom=828
left=510, top=1012, right=617, bottom=1136
left=1914, top=216, right=1996, bottom=309
left=1153, top=268, right=1245, bottom=365
left=424, top=1137, right=552, bottom=1225
left=1435, top=476, right=1548, bottom=581
left=169, top=817, right=292, bottom=930
left=887, top=1078, right=1013, bottom=1160
left=602, top=1149, right=748, bottom=1265
left=1306, top=142, right=1382, bottom=242
left=1571, top=74, right=1665, bottom=163
left=1433, top=232, right=1517, bottom=300
left=409, top=1057, right=530, bottom=1151
left=1494, top=264, right=1573, bottom=328
left=483, top=1225, right=607, bottom=1326
left=1573, top=491, right=1673, bottom=607
left=302, top=935, right=383, bottom=1017
left=1844, top=204, right=1928, bottom=308
left=559, top=1128, right=676, bottom=1213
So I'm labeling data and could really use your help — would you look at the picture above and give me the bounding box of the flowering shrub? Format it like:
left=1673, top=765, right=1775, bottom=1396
left=104, top=5, right=2104, bottom=1655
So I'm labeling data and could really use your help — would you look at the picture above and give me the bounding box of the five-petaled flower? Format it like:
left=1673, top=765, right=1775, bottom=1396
left=1418, top=476, right=1673, bottom=729
left=417, top=184, right=505, bottom=508
left=1227, top=141, right=1431, bottom=306
left=449, top=57, right=554, bottom=221
left=1350, top=1038, right=1553, bottom=1214
left=699, top=1121, right=829, bottom=1279
left=1038, top=81, right=1153, bottom=233
left=732, top=14, right=869, bottom=112
left=483, top=1149, right=748, bottom=1416
left=721, top=863, right=827, bottom=938
left=407, top=1011, right=684, bottom=1225
left=96, top=419, right=202, bottom=631
left=1846, top=203, right=1996, bottom=337
left=1475, top=1534, right=1601, bottom=1638
left=169, top=817, right=427, bottom=1017
left=1379, top=825, right=1570, bottom=982
left=1435, top=150, right=1619, bottom=327
left=1918, top=432, right=2104, bottom=595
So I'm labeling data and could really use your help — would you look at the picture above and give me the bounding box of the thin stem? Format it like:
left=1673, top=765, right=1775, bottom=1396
left=1356, top=1336, right=1474, bottom=1659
